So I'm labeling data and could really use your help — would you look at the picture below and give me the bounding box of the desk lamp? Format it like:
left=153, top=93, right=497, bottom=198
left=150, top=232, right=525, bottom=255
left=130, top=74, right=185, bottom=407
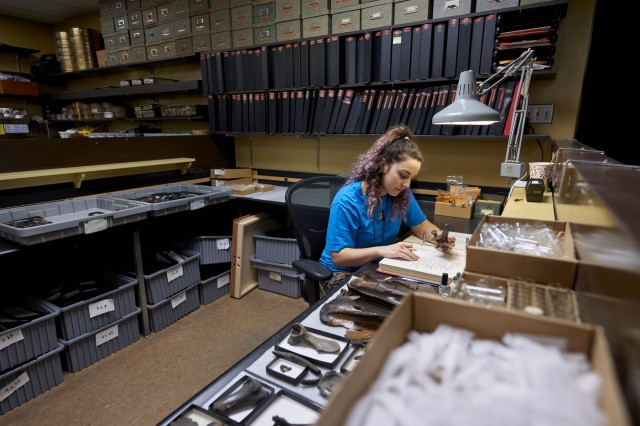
left=432, top=48, right=536, bottom=181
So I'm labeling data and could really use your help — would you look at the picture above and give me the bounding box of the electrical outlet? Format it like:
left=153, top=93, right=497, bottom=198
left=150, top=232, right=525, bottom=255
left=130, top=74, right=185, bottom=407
left=527, top=104, right=554, bottom=124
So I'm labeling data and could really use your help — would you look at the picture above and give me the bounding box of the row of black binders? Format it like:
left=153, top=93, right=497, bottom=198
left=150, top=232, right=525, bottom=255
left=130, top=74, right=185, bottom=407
left=200, top=13, right=502, bottom=94
left=207, top=79, right=519, bottom=136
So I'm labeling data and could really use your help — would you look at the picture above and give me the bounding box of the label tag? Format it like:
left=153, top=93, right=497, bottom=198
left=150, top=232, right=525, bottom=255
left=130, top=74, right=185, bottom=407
left=0, top=329, right=25, bottom=351
left=95, top=323, right=119, bottom=346
left=171, top=291, right=187, bottom=308
left=217, top=274, right=230, bottom=289
left=166, top=264, right=184, bottom=282
left=89, top=298, right=115, bottom=318
left=0, top=372, right=30, bottom=402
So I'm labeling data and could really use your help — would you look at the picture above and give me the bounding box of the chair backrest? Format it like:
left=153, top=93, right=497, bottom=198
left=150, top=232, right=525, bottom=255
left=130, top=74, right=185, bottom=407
left=285, top=175, right=348, bottom=262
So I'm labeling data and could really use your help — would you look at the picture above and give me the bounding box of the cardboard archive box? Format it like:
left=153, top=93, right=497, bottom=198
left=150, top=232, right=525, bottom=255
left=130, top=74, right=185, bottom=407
left=465, top=215, right=578, bottom=288
left=315, top=292, right=631, bottom=426
left=210, top=167, right=253, bottom=179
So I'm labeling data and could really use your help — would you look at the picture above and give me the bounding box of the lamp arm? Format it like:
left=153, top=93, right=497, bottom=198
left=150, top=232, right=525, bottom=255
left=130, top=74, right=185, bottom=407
left=476, top=48, right=535, bottom=95
left=504, top=52, right=536, bottom=166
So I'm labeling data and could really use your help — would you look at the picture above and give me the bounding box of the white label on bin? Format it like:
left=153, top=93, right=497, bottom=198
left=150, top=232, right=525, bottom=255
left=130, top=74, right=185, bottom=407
left=217, top=274, right=230, bottom=289
left=89, top=298, right=115, bottom=318
left=0, top=372, right=30, bottom=402
left=213, top=169, right=225, bottom=176
left=84, top=218, right=109, bottom=234
left=95, top=323, right=119, bottom=346
left=269, top=272, right=282, bottom=283
left=171, top=291, right=187, bottom=308
left=190, top=199, right=206, bottom=210
left=166, top=265, right=184, bottom=282
left=216, top=239, right=230, bottom=250
left=0, top=329, right=24, bottom=351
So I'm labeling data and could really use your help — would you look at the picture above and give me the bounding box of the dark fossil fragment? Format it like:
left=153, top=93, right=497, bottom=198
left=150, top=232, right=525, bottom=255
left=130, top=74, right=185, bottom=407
left=211, top=377, right=270, bottom=416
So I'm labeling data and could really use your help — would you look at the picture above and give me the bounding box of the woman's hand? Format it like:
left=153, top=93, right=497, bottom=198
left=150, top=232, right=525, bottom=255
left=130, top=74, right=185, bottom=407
left=379, top=242, right=420, bottom=261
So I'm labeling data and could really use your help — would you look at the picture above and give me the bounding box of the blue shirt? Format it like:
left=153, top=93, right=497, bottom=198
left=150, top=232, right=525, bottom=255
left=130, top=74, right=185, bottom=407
left=319, top=181, right=427, bottom=272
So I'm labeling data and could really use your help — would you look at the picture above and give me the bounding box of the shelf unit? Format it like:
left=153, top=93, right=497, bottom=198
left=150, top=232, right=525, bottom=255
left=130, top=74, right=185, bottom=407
left=201, top=0, right=568, bottom=137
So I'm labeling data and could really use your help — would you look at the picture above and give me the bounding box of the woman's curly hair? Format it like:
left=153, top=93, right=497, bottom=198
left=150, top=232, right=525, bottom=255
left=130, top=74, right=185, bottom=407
left=346, top=124, right=423, bottom=219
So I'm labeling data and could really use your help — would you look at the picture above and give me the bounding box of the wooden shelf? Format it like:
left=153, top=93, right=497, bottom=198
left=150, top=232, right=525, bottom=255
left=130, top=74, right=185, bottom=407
left=45, top=80, right=202, bottom=101
left=0, top=158, right=195, bottom=190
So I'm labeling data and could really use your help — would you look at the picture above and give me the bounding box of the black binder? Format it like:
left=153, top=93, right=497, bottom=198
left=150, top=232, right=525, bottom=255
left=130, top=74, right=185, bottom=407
left=379, top=29, right=392, bottom=82
left=422, top=86, right=441, bottom=135
left=457, top=17, right=472, bottom=76
left=268, top=92, right=277, bottom=133
left=333, top=89, right=353, bottom=134
left=319, top=89, right=336, bottom=134
left=367, top=89, right=386, bottom=134
left=236, top=50, right=246, bottom=91
left=281, top=90, right=290, bottom=133
left=389, top=88, right=409, bottom=127
left=247, top=93, right=254, bottom=132
left=431, top=22, right=446, bottom=78
left=361, top=32, right=372, bottom=83
left=294, top=90, right=305, bottom=133
left=243, top=50, right=254, bottom=91
left=217, top=94, right=228, bottom=132
left=409, top=25, right=422, bottom=80
left=274, top=46, right=285, bottom=89
left=374, top=89, right=396, bottom=134
left=445, top=18, right=459, bottom=78
left=418, top=23, right=432, bottom=79
left=284, top=43, right=294, bottom=88
left=390, top=28, right=403, bottom=82
left=440, top=84, right=457, bottom=136
left=201, top=53, right=210, bottom=94
left=207, top=95, right=216, bottom=131
left=258, top=47, right=270, bottom=90
left=407, top=89, right=425, bottom=132
left=316, top=38, right=326, bottom=86
left=429, top=85, right=450, bottom=135
left=399, top=26, right=412, bottom=81
left=345, top=36, right=357, bottom=84
left=372, top=31, right=383, bottom=82
left=469, top=16, right=485, bottom=74
left=344, top=91, right=364, bottom=134
left=309, top=40, right=317, bottom=87
left=400, top=88, right=417, bottom=128
left=327, top=35, right=342, bottom=86
left=415, top=87, right=434, bottom=135
left=327, top=88, right=345, bottom=134
left=292, top=42, right=301, bottom=87
left=312, top=89, right=327, bottom=134
left=223, top=51, right=234, bottom=91
left=359, top=89, right=378, bottom=134
left=479, top=86, right=498, bottom=135
left=480, top=14, right=498, bottom=75
left=352, top=90, right=369, bottom=134
left=289, top=90, right=296, bottom=133
left=301, top=89, right=312, bottom=134
left=300, top=40, right=309, bottom=87
left=231, top=93, right=242, bottom=132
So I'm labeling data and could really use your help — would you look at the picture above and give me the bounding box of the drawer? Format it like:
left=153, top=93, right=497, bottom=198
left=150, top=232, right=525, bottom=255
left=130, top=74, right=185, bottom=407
left=361, top=2, right=393, bottom=30
left=252, top=2, right=276, bottom=27
left=101, top=18, right=116, bottom=35
left=210, top=9, right=231, bottom=33
left=476, top=0, right=518, bottom=12
left=116, top=31, right=131, bottom=49
left=118, top=48, right=133, bottom=64
left=276, top=0, right=301, bottom=22
left=432, top=0, right=474, bottom=18
left=231, top=4, right=253, bottom=29
left=393, top=0, right=431, bottom=25
left=330, top=0, right=359, bottom=10
left=175, top=36, right=194, bottom=55
left=210, top=0, right=230, bottom=10
left=254, top=24, right=277, bottom=45
left=302, top=13, right=330, bottom=38
left=130, top=28, right=145, bottom=45
left=191, top=13, right=210, bottom=33
left=173, top=0, right=190, bottom=17
left=142, top=7, right=158, bottom=26
left=128, top=9, right=144, bottom=28
left=192, top=33, right=212, bottom=51
left=301, top=0, right=329, bottom=17
left=130, top=46, right=147, bottom=62
left=114, top=15, right=130, bottom=32
left=189, top=0, right=209, bottom=14
left=276, top=19, right=301, bottom=41
left=331, top=6, right=360, bottom=34
left=144, top=25, right=163, bottom=44
left=211, top=31, right=232, bottom=50
left=232, top=28, right=254, bottom=47
left=156, top=2, right=174, bottom=22
left=173, top=16, right=192, bottom=36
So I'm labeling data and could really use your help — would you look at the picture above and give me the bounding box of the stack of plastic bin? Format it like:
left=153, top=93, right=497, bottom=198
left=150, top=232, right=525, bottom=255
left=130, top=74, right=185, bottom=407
left=174, top=235, right=232, bottom=305
left=0, top=295, right=64, bottom=414
left=144, top=249, right=201, bottom=332
left=48, top=273, right=141, bottom=373
left=251, top=228, right=303, bottom=298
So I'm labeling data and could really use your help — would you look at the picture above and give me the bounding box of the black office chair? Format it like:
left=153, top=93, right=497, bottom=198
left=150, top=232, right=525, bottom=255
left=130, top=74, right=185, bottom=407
left=285, top=175, right=348, bottom=305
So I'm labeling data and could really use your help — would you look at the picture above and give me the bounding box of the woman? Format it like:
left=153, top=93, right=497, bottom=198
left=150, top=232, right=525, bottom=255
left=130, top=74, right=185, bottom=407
left=318, top=124, right=455, bottom=293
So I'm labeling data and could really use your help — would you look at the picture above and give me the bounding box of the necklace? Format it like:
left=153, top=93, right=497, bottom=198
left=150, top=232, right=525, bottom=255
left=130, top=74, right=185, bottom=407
left=373, top=196, right=388, bottom=246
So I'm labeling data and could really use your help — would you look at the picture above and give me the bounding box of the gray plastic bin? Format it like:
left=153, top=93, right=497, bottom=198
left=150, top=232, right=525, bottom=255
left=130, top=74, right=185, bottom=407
left=106, top=184, right=231, bottom=216
left=147, top=283, right=200, bottom=332
left=174, top=235, right=232, bottom=265
left=199, top=268, right=231, bottom=304
left=250, top=256, right=303, bottom=298
left=143, top=249, right=201, bottom=304
left=254, top=228, right=300, bottom=265
left=53, top=273, right=138, bottom=341
left=0, top=196, right=150, bottom=245
left=59, top=308, right=141, bottom=373
left=0, top=342, right=64, bottom=415
left=0, top=296, right=60, bottom=374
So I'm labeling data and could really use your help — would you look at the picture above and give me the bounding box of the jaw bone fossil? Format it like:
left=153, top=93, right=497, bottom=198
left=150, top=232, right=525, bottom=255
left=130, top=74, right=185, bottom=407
left=287, top=323, right=340, bottom=353
left=212, top=377, right=270, bottom=416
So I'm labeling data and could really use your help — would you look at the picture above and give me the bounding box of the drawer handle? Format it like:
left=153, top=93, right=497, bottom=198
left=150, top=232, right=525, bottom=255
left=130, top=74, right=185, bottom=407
left=444, top=0, right=459, bottom=10
left=340, top=18, right=352, bottom=25
left=404, top=5, right=418, bottom=14
left=164, top=45, right=172, bottom=53
left=259, top=29, right=271, bottom=37
left=370, top=12, right=383, bottom=20
left=150, top=48, right=159, bottom=55
left=160, top=8, right=169, bottom=16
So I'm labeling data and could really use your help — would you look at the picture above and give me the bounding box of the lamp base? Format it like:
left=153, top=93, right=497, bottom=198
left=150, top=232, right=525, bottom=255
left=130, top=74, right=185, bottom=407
left=500, top=162, right=527, bottom=178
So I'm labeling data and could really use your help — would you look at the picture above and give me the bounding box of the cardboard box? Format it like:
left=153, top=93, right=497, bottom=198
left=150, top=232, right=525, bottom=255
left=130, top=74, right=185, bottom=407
left=434, top=185, right=480, bottom=219
left=465, top=215, right=578, bottom=288
left=210, top=168, right=253, bottom=179
left=316, top=292, right=631, bottom=426
left=0, top=80, right=38, bottom=96
left=254, top=183, right=275, bottom=192
left=211, top=177, right=253, bottom=186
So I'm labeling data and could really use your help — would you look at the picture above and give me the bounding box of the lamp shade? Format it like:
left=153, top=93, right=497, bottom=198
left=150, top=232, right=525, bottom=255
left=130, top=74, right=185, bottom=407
left=432, top=70, right=501, bottom=125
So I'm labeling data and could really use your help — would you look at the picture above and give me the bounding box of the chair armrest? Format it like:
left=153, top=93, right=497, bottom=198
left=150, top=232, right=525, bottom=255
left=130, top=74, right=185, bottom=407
left=292, top=259, right=333, bottom=282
